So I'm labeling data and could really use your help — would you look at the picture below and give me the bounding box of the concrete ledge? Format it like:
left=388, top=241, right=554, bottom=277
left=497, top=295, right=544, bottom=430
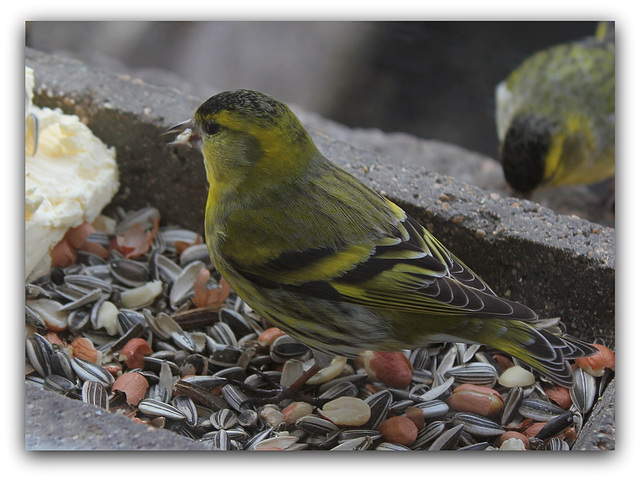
left=24, top=48, right=615, bottom=450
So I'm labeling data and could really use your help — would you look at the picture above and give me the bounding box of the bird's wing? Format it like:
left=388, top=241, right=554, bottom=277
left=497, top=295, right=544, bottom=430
left=330, top=215, right=537, bottom=320
left=230, top=214, right=537, bottom=322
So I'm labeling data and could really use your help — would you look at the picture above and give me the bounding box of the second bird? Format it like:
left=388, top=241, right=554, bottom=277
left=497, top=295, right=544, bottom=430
left=495, top=23, right=615, bottom=196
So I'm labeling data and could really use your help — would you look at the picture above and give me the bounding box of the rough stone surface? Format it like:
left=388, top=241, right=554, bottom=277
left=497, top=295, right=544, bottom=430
left=24, top=48, right=615, bottom=450
left=24, top=382, right=209, bottom=450
left=572, top=378, right=615, bottom=451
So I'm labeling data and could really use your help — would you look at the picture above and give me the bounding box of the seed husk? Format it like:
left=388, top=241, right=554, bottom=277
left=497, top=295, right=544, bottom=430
left=330, top=436, right=372, bottom=451
left=428, top=424, right=465, bottom=451
left=44, top=374, right=77, bottom=395
left=50, top=349, right=76, bottom=381
left=376, top=442, right=412, bottom=451
left=109, top=258, right=150, bottom=287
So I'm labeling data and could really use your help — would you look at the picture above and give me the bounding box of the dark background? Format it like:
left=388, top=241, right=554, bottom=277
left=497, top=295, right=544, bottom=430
left=25, top=21, right=599, bottom=160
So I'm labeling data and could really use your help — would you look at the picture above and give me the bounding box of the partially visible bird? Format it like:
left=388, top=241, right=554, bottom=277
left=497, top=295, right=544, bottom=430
left=166, top=89, right=596, bottom=388
left=495, top=22, right=614, bottom=196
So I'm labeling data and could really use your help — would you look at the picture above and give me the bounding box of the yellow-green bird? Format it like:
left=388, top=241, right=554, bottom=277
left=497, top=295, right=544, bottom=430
left=167, top=89, right=595, bottom=387
left=495, top=23, right=615, bottom=195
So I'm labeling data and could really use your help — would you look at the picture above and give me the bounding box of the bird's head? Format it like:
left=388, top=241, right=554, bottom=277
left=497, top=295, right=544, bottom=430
left=165, top=89, right=319, bottom=198
left=499, top=113, right=555, bottom=195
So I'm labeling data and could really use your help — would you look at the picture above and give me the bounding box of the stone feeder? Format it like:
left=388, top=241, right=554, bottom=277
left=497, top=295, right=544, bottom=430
left=24, top=48, right=614, bottom=450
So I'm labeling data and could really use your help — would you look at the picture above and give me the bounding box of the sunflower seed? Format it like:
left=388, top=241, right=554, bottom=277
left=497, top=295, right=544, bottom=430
left=209, top=321, right=238, bottom=348
left=244, top=427, right=274, bottom=450
left=318, top=381, right=359, bottom=401
left=518, top=398, right=567, bottom=421
left=180, top=375, right=226, bottom=389
left=160, top=228, right=200, bottom=253
left=25, top=304, right=46, bottom=329
left=82, top=380, right=109, bottom=409
left=71, top=357, right=114, bottom=386
left=270, top=335, right=312, bottom=363
left=67, top=309, right=91, bottom=334
left=452, top=412, right=505, bottom=437
left=219, top=308, right=255, bottom=337
left=501, top=386, right=524, bottom=426
left=65, top=274, right=112, bottom=295
left=211, top=408, right=238, bottom=430
left=295, top=414, right=340, bottom=436
left=409, top=347, right=430, bottom=370
left=545, top=437, right=570, bottom=451
left=444, top=362, right=498, bottom=387
left=221, top=384, right=250, bottom=412
left=138, top=399, right=187, bottom=420
left=25, top=334, right=53, bottom=378
left=571, top=368, right=597, bottom=413
left=411, top=420, right=447, bottom=449
left=172, top=395, right=198, bottom=427
left=535, top=410, right=575, bottom=440
left=362, top=389, right=393, bottom=429
left=413, top=399, right=449, bottom=419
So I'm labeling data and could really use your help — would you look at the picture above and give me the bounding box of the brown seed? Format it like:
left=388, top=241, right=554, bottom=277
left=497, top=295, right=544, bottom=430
left=405, top=406, right=425, bottom=431
left=378, top=416, right=418, bottom=446
left=362, top=351, right=413, bottom=388
left=448, top=383, right=504, bottom=417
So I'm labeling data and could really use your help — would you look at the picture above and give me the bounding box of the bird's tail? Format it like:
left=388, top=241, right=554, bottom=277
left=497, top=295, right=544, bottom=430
left=481, top=319, right=597, bottom=388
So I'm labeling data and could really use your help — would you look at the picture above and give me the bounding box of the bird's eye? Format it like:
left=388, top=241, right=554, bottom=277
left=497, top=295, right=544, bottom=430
left=204, top=121, right=221, bottom=135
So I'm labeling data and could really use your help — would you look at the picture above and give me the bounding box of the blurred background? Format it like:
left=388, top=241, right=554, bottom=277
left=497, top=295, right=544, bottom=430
left=25, top=21, right=599, bottom=160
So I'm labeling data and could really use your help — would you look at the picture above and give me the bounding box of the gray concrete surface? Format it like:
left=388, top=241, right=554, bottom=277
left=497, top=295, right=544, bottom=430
left=24, top=48, right=614, bottom=450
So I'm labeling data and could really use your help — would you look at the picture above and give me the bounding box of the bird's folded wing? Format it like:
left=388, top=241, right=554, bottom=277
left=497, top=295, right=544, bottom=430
left=231, top=215, right=537, bottom=322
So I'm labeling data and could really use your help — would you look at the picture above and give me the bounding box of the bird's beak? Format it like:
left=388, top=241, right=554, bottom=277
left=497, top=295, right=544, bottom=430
left=162, top=119, right=202, bottom=148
